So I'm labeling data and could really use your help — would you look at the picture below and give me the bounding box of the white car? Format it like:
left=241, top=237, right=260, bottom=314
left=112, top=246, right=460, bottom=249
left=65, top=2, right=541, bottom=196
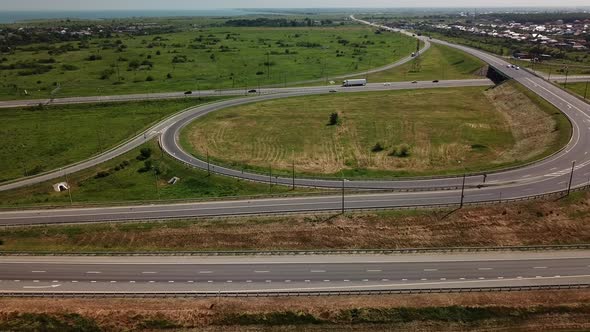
left=515, top=66, right=520, bottom=70
left=383, top=82, right=391, bottom=86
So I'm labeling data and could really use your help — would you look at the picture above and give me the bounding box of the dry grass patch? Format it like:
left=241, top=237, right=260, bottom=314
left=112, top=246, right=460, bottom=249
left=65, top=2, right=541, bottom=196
left=1, top=290, right=590, bottom=331
left=182, top=82, right=569, bottom=179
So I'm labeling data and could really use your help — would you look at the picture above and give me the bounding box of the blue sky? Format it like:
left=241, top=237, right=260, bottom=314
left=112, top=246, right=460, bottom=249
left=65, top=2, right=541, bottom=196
left=2, top=0, right=590, bottom=10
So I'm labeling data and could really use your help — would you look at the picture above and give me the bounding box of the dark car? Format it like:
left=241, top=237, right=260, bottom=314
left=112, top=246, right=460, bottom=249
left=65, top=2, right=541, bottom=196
left=184, top=91, right=192, bottom=95
left=432, top=80, right=439, bottom=83
left=248, top=89, right=257, bottom=93
left=329, top=89, right=338, bottom=93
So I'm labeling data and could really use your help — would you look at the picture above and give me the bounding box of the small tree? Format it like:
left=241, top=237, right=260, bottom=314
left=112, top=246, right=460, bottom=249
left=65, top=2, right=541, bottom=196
left=137, top=148, right=152, bottom=161
left=329, top=112, right=339, bottom=126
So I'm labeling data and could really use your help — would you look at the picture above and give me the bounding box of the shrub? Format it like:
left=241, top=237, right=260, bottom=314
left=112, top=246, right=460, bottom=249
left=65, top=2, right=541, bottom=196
left=371, top=142, right=385, bottom=152
left=62, top=64, right=79, bottom=71
left=146, top=75, right=154, bottom=82
left=137, top=148, right=152, bottom=161
left=95, top=171, right=111, bottom=179
left=86, top=54, right=102, bottom=61
left=328, top=112, right=339, bottom=126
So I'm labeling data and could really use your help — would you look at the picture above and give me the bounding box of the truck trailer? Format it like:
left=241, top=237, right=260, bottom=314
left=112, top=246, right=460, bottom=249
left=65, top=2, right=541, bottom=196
left=342, top=79, right=367, bottom=87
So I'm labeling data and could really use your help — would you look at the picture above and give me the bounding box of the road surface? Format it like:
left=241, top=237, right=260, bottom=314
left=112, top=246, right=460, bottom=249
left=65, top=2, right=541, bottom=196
left=1, top=251, right=589, bottom=295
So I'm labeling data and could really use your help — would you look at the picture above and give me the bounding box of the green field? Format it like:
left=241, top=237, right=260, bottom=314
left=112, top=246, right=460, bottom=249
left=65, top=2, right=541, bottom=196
left=363, top=43, right=486, bottom=82
left=0, top=97, right=229, bottom=183
left=0, top=26, right=416, bottom=100
left=565, top=82, right=590, bottom=100
left=182, top=82, right=570, bottom=179
left=0, top=140, right=305, bottom=208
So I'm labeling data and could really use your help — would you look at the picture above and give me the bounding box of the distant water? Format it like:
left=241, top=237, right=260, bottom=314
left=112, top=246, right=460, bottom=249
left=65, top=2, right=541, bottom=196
left=0, top=9, right=273, bottom=24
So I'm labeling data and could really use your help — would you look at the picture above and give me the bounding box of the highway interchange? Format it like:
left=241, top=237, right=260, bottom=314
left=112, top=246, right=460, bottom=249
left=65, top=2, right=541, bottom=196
left=1, top=16, right=590, bottom=296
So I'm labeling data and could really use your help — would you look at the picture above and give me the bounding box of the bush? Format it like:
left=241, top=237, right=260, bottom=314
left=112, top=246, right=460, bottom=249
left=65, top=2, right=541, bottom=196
left=95, top=171, right=111, bottom=179
left=86, top=54, right=102, bottom=61
left=146, top=75, right=154, bottom=82
left=137, top=148, right=152, bottom=161
left=371, top=142, right=385, bottom=152
left=62, top=64, right=79, bottom=71
left=138, top=160, right=153, bottom=173
left=389, top=144, right=410, bottom=158
left=328, top=112, right=339, bottom=126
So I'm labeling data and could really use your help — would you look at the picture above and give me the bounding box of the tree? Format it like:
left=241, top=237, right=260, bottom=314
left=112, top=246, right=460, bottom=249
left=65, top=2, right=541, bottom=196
left=329, top=112, right=339, bottom=126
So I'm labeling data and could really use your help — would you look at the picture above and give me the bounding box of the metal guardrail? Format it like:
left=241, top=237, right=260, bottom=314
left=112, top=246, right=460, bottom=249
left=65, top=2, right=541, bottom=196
left=1, top=284, right=587, bottom=298
left=1, top=244, right=589, bottom=257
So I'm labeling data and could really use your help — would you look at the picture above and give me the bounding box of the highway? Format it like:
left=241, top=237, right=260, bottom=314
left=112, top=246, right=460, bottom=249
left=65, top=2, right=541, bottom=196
left=1, top=252, right=589, bottom=295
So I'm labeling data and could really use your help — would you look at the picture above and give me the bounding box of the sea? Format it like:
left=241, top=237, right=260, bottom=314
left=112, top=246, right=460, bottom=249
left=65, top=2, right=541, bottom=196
left=0, top=9, right=276, bottom=24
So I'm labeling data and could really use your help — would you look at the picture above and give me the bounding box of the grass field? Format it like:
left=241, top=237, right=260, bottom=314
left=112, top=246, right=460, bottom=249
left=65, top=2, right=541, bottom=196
left=0, top=97, right=228, bottom=182
left=565, top=81, right=590, bottom=100
left=0, top=140, right=303, bottom=208
left=0, top=26, right=416, bottom=100
left=362, top=43, right=486, bottom=82
left=182, top=82, right=570, bottom=179
left=2, top=291, right=589, bottom=331
left=1, top=189, right=589, bottom=251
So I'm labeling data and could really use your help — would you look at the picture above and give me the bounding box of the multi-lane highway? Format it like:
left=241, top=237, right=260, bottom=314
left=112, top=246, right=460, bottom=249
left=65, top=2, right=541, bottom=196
left=1, top=252, right=589, bottom=295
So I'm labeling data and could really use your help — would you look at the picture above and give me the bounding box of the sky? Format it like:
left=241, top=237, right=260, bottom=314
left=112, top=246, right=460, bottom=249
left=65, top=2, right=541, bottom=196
left=2, top=0, right=590, bottom=11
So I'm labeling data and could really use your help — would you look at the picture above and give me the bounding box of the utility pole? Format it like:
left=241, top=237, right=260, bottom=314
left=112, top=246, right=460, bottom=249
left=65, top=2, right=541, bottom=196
left=460, top=174, right=466, bottom=208
left=292, top=151, right=295, bottom=190
left=341, top=177, right=345, bottom=214
left=207, top=150, right=210, bottom=176
left=269, top=165, right=272, bottom=194
left=567, top=161, right=576, bottom=196
left=564, top=66, right=569, bottom=89
left=64, top=170, right=73, bottom=205
left=584, top=80, right=589, bottom=100
left=153, top=166, right=161, bottom=201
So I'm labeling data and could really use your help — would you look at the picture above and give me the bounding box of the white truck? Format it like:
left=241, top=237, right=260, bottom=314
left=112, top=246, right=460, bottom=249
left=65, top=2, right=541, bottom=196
left=342, top=79, right=367, bottom=87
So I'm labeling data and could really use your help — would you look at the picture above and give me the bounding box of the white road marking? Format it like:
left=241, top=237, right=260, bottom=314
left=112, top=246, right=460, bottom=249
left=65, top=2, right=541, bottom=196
left=199, top=271, right=213, bottom=274
left=310, top=270, right=326, bottom=273
left=534, top=266, right=548, bottom=269
left=367, top=270, right=382, bottom=272
left=142, top=272, right=157, bottom=274
left=31, top=271, right=46, bottom=273
left=478, top=268, right=493, bottom=270
left=254, top=271, right=270, bottom=273
left=23, top=284, right=61, bottom=289
left=424, top=269, right=438, bottom=272
left=86, top=271, right=101, bottom=274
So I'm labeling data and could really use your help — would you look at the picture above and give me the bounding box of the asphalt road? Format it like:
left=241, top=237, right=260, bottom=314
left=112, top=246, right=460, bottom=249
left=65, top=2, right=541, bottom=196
left=1, top=252, right=589, bottom=294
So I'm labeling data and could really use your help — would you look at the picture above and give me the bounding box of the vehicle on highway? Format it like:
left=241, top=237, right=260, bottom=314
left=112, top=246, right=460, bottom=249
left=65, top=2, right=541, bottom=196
left=432, top=80, right=439, bottom=83
left=184, top=91, right=192, bottom=95
left=411, top=52, right=416, bottom=57
left=383, top=82, right=391, bottom=86
left=342, top=79, right=367, bottom=87
left=329, top=89, right=337, bottom=93
left=248, top=89, right=257, bottom=93
left=412, top=81, right=418, bottom=83
left=515, top=66, right=520, bottom=70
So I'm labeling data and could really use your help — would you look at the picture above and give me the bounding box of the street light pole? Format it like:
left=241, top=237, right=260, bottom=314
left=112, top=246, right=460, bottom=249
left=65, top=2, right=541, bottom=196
left=460, top=174, right=466, bottom=208
left=584, top=80, right=589, bottom=100
left=207, top=150, right=210, bottom=176
left=567, top=161, right=576, bottom=196
left=64, top=170, right=73, bottom=206
left=341, top=177, right=345, bottom=214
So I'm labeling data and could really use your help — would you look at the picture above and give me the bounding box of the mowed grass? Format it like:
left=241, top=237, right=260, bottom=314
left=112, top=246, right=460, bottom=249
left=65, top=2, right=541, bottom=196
left=0, top=97, right=227, bottom=182
left=0, top=26, right=416, bottom=100
left=564, top=82, right=590, bottom=100
left=362, top=43, right=487, bottom=82
left=0, top=140, right=303, bottom=208
left=183, top=82, right=570, bottom=178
